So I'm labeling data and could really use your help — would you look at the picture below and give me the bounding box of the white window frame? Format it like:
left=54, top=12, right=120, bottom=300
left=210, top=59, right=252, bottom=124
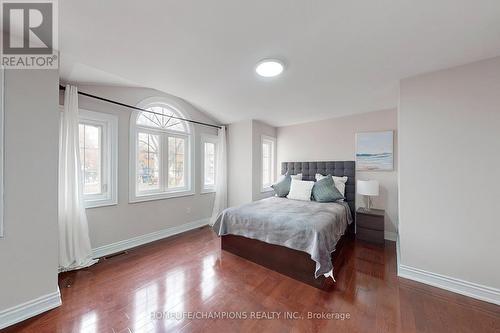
left=78, top=109, right=118, bottom=208
left=129, top=98, right=195, bottom=203
left=261, top=135, right=276, bottom=192
left=200, top=133, right=218, bottom=194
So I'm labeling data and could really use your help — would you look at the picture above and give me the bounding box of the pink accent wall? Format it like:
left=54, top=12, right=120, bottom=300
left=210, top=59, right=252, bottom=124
left=277, top=108, right=398, bottom=236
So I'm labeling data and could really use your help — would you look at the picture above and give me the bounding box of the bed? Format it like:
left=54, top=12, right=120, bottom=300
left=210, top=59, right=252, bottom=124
left=213, top=161, right=356, bottom=290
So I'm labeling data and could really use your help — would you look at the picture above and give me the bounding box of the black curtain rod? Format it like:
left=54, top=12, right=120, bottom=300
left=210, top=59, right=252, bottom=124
left=58, top=85, right=222, bottom=130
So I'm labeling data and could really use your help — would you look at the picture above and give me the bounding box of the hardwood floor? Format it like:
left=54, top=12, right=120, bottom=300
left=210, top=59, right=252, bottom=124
left=3, top=227, right=499, bottom=333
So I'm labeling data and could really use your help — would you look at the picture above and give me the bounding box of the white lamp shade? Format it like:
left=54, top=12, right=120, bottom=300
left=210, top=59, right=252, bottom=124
left=357, top=180, right=379, bottom=196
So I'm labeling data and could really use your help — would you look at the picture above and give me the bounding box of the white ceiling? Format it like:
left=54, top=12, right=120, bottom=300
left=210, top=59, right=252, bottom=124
left=59, top=0, right=500, bottom=127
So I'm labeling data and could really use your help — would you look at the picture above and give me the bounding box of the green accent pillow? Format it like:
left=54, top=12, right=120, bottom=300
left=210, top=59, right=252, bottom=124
left=312, top=175, right=344, bottom=202
left=272, top=174, right=292, bottom=197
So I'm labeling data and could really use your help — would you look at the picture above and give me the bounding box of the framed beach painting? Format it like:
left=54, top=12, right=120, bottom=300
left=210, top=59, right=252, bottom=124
left=356, top=131, right=393, bottom=171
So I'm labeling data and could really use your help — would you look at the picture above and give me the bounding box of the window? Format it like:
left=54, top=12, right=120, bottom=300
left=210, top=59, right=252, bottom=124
left=78, top=110, right=118, bottom=208
left=261, top=135, right=276, bottom=191
left=168, top=136, right=186, bottom=188
left=201, top=134, right=218, bottom=192
left=130, top=99, right=194, bottom=202
left=79, top=123, right=102, bottom=195
left=137, top=132, right=160, bottom=192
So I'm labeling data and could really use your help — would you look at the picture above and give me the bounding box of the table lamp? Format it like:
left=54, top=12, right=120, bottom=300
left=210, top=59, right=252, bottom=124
left=357, top=180, right=379, bottom=210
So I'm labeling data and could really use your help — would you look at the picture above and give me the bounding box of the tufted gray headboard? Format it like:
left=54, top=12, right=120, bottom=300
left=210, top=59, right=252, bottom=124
left=281, top=161, right=356, bottom=220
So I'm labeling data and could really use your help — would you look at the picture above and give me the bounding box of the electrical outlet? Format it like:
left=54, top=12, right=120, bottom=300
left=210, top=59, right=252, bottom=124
left=186, top=207, right=191, bottom=214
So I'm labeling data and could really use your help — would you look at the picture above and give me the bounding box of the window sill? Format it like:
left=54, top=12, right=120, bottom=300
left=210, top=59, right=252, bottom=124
left=85, top=200, right=118, bottom=209
left=200, top=188, right=216, bottom=194
left=129, top=190, right=195, bottom=203
left=261, top=187, right=274, bottom=193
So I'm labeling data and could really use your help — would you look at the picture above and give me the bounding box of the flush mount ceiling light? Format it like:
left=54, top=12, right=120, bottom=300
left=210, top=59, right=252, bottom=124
left=255, top=59, right=284, bottom=77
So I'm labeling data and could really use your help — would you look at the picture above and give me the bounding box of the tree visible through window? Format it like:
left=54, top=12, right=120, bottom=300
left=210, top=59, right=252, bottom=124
left=77, top=109, right=118, bottom=208
left=137, top=133, right=160, bottom=192
left=168, top=136, right=185, bottom=188
left=79, top=123, right=102, bottom=195
left=131, top=102, right=192, bottom=200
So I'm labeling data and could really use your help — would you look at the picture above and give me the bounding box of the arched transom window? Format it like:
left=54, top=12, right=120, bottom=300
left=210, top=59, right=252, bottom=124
left=130, top=101, right=193, bottom=201
left=136, top=106, right=188, bottom=132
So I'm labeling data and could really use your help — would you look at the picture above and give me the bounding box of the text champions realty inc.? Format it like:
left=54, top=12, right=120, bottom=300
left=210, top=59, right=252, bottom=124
left=151, top=311, right=352, bottom=321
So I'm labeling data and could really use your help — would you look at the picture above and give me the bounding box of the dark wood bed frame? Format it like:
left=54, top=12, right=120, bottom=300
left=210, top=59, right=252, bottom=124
left=221, top=161, right=356, bottom=290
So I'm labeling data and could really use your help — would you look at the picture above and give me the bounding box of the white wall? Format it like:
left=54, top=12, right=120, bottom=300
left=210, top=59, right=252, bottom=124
left=277, top=109, right=398, bottom=236
left=227, top=119, right=277, bottom=207
left=251, top=120, right=277, bottom=201
left=227, top=120, right=253, bottom=207
left=62, top=85, right=219, bottom=249
left=399, top=56, right=500, bottom=293
left=0, top=70, right=60, bottom=315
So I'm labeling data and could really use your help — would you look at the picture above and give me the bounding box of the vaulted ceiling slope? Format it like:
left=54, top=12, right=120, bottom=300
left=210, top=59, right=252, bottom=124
left=59, top=0, right=500, bottom=126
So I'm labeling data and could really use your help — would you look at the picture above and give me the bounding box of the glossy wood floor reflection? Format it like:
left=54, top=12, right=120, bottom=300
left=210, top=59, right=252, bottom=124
left=4, top=227, right=499, bottom=333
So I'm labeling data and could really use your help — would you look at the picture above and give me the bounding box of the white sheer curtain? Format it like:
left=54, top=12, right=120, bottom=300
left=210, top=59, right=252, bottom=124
left=210, top=126, right=227, bottom=226
left=58, top=85, right=98, bottom=271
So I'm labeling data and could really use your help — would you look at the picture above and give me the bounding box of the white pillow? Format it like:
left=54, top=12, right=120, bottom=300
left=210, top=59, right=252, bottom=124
left=287, top=179, right=314, bottom=201
left=315, top=173, right=348, bottom=196
left=332, top=176, right=348, bottom=197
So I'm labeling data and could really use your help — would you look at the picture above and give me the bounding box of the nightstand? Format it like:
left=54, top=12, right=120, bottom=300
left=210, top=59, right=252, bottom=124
left=356, top=208, right=385, bottom=245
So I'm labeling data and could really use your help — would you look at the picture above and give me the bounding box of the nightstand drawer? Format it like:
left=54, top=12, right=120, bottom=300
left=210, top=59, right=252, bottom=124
left=357, top=227, right=384, bottom=244
left=356, top=214, right=384, bottom=231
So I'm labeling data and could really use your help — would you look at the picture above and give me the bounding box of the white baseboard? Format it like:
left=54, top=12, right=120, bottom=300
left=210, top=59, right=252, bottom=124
left=0, top=220, right=209, bottom=329
left=398, top=264, right=500, bottom=305
left=396, top=234, right=401, bottom=271
left=384, top=231, right=398, bottom=241
left=0, top=288, right=62, bottom=329
left=92, top=218, right=210, bottom=259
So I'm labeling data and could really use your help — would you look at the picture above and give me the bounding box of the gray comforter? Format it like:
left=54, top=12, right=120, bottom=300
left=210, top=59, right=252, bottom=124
left=212, top=197, right=353, bottom=278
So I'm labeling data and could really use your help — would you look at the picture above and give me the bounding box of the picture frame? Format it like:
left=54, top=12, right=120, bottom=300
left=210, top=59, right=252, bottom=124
left=356, top=130, right=394, bottom=171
